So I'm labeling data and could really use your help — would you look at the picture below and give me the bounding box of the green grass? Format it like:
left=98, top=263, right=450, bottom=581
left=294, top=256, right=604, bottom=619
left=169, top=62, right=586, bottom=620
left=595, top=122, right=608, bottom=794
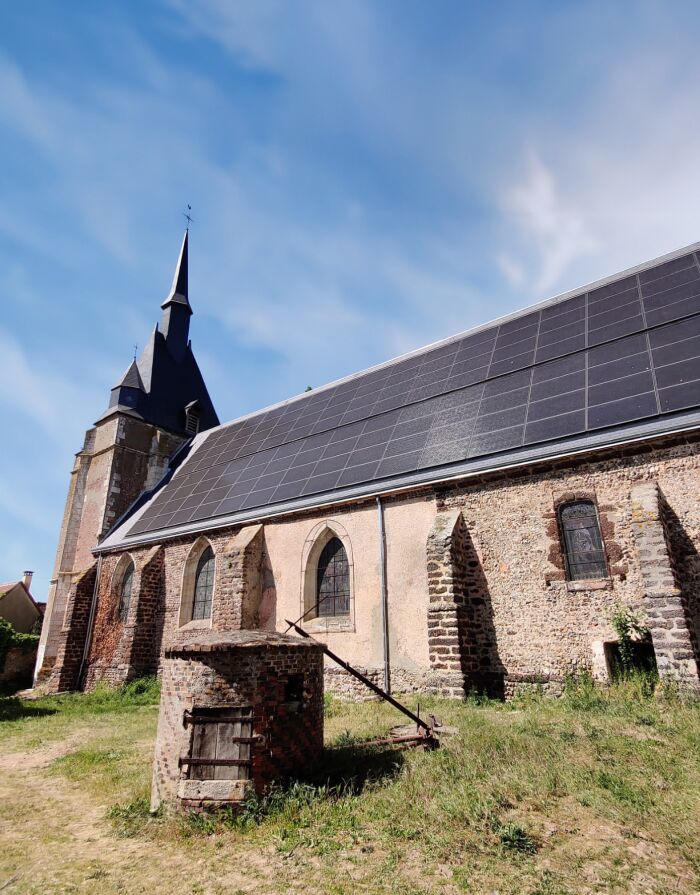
left=0, top=676, right=161, bottom=753
left=0, top=675, right=699, bottom=894
left=0, top=675, right=160, bottom=724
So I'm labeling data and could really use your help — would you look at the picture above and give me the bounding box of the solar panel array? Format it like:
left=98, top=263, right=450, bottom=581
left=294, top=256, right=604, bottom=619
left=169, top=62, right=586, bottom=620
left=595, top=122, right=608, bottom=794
left=129, top=249, right=700, bottom=536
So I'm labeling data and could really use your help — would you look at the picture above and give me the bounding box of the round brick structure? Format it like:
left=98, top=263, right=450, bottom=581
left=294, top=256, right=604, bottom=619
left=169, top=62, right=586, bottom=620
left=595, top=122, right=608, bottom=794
left=151, top=630, right=324, bottom=812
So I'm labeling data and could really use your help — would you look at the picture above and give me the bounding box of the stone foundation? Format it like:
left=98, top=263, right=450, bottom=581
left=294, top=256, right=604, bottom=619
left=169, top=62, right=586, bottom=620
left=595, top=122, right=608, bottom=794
left=323, top=664, right=432, bottom=700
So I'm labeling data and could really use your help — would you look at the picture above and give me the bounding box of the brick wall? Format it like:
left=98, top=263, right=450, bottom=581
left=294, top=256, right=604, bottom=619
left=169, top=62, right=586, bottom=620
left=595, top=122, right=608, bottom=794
left=151, top=631, right=324, bottom=811
left=82, top=546, right=165, bottom=689
left=44, top=564, right=97, bottom=693
left=38, top=413, right=184, bottom=683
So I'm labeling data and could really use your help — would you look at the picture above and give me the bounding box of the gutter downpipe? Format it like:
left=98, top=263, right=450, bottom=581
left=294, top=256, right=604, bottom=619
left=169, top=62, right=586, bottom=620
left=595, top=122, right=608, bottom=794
left=78, top=554, right=103, bottom=690
left=376, top=496, right=391, bottom=694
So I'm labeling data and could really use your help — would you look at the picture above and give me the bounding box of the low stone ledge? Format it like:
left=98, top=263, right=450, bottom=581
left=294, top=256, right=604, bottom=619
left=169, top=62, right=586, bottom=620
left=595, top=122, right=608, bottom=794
left=164, top=629, right=323, bottom=657
left=177, top=779, right=252, bottom=803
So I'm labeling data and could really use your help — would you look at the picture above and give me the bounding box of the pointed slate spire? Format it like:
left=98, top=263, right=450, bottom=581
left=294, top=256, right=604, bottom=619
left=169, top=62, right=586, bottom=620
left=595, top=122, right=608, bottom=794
left=161, top=229, right=191, bottom=313
left=108, top=358, right=146, bottom=416
left=159, top=230, right=192, bottom=358
left=114, top=359, right=145, bottom=391
left=99, top=226, right=218, bottom=434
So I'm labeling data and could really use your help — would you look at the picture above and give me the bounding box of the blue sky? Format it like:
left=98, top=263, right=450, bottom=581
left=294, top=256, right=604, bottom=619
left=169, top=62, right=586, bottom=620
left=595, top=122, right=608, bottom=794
left=2, top=0, right=700, bottom=601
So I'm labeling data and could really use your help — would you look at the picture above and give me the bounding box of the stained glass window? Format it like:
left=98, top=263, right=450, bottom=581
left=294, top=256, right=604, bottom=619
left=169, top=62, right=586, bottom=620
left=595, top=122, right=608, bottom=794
left=559, top=501, right=608, bottom=581
left=316, top=537, right=350, bottom=617
left=192, top=546, right=215, bottom=620
left=118, top=562, right=134, bottom=623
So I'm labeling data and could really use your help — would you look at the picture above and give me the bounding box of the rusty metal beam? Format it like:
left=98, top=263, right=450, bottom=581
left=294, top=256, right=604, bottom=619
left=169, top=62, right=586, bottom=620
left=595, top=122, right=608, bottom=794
left=285, top=619, right=433, bottom=734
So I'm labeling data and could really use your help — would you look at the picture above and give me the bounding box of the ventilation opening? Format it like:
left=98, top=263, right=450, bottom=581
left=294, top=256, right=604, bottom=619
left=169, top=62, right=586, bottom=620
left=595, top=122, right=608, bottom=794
left=284, top=674, right=304, bottom=711
left=185, top=405, right=200, bottom=436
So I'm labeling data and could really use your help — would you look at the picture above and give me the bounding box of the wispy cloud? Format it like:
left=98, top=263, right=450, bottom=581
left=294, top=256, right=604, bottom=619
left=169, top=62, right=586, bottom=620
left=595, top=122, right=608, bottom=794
left=499, top=151, right=598, bottom=294
left=498, top=26, right=700, bottom=298
left=0, top=327, right=101, bottom=445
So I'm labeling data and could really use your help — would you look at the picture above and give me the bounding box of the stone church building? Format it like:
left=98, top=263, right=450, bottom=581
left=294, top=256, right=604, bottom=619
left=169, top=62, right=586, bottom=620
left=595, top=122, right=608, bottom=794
left=36, top=232, right=700, bottom=698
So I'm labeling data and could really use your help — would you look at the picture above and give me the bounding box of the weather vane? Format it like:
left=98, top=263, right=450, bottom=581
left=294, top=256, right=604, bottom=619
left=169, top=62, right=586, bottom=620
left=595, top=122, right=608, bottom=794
left=183, top=204, right=194, bottom=229
left=133, top=344, right=138, bottom=361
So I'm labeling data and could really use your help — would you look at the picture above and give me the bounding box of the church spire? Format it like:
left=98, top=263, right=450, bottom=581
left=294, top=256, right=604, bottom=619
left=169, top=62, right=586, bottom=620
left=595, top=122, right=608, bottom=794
left=161, top=229, right=191, bottom=314
left=159, top=230, right=192, bottom=359
left=98, top=224, right=218, bottom=435
left=114, top=358, right=145, bottom=391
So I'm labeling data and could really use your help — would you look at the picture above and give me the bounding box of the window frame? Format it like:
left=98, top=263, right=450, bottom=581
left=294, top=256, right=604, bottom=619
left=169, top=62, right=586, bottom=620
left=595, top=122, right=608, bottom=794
left=118, top=561, right=134, bottom=623
left=179, top=538, right=217, bottom=627
left=191, top=546, right=215, bottom=621
left=112, top=554, right=135, bottom=625
left=558, top=499, right=609, bottom=582
left=300, top=522, right=355, bottom=631
left=315, top=536, right=351, bottom=619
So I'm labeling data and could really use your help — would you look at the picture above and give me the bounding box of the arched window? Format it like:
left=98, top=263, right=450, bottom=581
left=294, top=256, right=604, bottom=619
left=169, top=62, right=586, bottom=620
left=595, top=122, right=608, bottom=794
left=191, top=546, right=215, bottom=620
left=315, top=537, right=350, bottom=617
left=118, top=561, right=134, bottom=623
left=559, top=501, right=608, bottom=581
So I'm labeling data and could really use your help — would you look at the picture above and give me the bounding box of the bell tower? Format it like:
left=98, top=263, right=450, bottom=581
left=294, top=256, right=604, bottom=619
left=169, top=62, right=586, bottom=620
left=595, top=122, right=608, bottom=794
left=35, top=231, right=219, bottom=682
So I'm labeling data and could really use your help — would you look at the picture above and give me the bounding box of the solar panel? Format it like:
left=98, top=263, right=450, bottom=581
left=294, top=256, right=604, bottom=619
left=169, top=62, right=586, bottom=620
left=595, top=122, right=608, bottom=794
left=126, top=248, right=700, bottom=537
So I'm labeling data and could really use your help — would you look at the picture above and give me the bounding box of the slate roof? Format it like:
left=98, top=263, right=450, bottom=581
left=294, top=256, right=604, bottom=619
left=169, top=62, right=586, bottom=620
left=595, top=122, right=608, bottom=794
left=161, top=229, right=191, bottom=312
left=115, top=359, right=145, bottom=391
left=99, top=239, right=700, bottom=551
left=99, top=230, right=219, bottom=436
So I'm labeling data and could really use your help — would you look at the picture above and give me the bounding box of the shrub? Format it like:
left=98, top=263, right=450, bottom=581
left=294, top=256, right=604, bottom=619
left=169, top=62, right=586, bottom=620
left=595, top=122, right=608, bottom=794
left=495, top=821, right=538, bottom=854
left=108, top=796, right=157, bottom=838
left=0, top=618, right=39, bottom=672
left=609, top=605, right=655, bottom=678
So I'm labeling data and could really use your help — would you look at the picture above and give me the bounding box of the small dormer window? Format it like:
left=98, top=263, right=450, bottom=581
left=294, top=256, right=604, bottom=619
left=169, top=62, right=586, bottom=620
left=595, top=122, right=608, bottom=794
left=185, top=401, right=200, bottom=436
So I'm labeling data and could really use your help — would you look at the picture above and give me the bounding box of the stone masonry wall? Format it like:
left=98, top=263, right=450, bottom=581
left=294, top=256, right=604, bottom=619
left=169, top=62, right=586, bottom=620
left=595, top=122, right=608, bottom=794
left=426, top=510, right=468, bottom=698
left=38, top=414, right=184, bottom=683
left=435, top=436, right=700, bottom=693
left=212, top=525, right=265, bottom=632
left=45, top=564, right=97, bottom=693
left=630, top=483, right=699, bottom=690
left=659, top=494, right=700, bottom=667
left=426, top=509, right=505, bottom=698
